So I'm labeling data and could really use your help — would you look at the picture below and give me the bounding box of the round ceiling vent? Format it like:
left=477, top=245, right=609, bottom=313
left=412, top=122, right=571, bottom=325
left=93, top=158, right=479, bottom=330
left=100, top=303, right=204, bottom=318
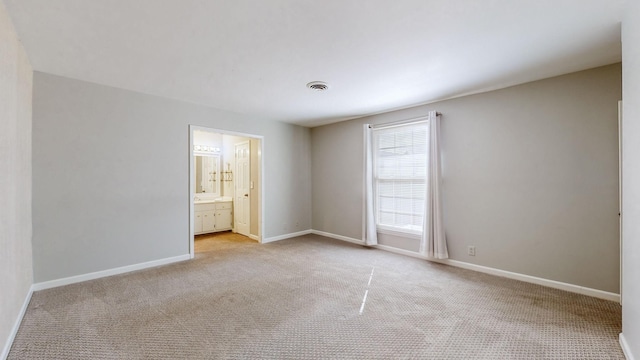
left=306, top=81, right=329, bottom=91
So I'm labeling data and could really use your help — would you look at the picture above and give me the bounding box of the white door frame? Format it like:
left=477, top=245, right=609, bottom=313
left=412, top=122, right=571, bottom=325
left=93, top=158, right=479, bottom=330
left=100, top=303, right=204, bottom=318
left=188, top=125, right=265, bottom=258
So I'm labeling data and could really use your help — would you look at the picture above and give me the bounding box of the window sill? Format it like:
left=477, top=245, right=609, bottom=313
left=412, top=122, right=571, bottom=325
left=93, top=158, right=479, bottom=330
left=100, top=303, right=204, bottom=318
left=376, top=227, right=422, bottom=240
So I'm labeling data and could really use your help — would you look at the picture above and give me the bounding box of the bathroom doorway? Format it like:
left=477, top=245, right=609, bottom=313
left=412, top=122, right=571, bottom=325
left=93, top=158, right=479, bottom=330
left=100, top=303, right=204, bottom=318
left=188, top=125, right=263, bottom=258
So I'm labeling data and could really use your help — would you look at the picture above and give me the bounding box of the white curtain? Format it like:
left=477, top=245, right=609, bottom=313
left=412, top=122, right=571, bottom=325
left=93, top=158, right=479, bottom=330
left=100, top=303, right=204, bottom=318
left=363, top=124, right=378, bottom=246
left=420, top=111, right=448, bottom=258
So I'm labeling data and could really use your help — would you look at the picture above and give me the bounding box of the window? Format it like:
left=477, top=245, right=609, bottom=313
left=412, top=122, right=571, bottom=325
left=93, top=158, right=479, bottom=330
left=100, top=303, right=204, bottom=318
left=372, top=122, right=429, bottom=236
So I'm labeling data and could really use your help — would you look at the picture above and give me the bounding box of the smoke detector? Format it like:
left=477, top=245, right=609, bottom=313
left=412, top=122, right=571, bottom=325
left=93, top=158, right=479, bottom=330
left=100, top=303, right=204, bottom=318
left=306, top=81, right=329, bottom=91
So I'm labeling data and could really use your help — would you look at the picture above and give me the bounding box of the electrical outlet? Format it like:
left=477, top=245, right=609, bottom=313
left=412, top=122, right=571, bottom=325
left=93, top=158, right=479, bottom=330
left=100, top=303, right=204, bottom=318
left=467, top=246, right=476, bottom=256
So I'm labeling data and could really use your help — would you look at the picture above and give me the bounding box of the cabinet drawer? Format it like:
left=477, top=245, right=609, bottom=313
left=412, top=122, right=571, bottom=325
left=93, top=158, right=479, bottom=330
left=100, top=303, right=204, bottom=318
left=195, top=203, right=216, bottom=211
left=216, top=202, right=232, bottom=210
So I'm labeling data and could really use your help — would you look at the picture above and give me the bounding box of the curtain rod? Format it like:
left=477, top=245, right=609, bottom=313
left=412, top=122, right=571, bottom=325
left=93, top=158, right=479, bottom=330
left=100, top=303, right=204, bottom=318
left=368, top=112, right=441, bottom=129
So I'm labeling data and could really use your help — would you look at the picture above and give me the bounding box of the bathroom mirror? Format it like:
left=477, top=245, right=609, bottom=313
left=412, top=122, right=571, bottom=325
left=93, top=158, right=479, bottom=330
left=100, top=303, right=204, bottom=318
left=194, top=154, right=220, bottom=198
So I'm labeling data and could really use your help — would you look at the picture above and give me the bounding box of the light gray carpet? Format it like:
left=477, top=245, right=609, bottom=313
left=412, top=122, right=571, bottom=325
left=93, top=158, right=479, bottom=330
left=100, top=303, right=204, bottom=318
left=9, top=234, right=623, bottom=359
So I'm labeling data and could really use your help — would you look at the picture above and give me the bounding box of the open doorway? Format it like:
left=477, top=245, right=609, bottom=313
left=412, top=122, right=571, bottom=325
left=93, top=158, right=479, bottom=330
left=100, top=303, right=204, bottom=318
left=188, top=125, right=263, bottom=258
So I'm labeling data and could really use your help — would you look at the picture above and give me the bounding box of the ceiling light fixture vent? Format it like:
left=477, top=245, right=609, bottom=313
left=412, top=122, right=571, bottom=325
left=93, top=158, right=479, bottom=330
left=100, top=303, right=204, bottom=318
left=307, top=81, right=329, bottom=91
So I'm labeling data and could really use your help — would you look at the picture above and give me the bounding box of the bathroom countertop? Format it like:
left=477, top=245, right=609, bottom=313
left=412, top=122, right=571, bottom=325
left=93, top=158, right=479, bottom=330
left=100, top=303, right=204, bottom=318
left=194, top=197, right=232, bottom=205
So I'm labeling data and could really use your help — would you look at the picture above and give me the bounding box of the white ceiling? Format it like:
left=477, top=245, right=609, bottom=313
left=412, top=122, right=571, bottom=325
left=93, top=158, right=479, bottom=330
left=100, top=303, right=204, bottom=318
left=5, top=0, right=624, bottom=127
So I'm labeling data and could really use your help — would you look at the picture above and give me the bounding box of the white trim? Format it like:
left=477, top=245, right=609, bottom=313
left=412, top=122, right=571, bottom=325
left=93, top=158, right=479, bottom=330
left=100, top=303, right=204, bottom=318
left=32, top=254, right=190, bottom=291
left=248, top=234, right=260, bottom=241
left=311, top=230, right=365, bottom=245
left=262, top=230, right=312, bottom=244
left=189, top=126, right=196, bottom=259
left=620, top=333, right=635, bottom=360
left=259, top=137, right=264, bottom=244
left=1, top=286, right=33, bottom=360
left=618, top=100, right=623, bottom=306
left=313, top=230, right=620, bottom=302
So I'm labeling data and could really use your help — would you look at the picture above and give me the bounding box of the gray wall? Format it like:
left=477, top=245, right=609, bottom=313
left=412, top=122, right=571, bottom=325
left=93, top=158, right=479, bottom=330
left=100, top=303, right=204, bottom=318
left=622, top=1, right=640, bottom=356
left=0, top=3, right=33, bottom=356
left=312, top=64, right=621, bottom=293
left=32, top=72, right=312, bottom=283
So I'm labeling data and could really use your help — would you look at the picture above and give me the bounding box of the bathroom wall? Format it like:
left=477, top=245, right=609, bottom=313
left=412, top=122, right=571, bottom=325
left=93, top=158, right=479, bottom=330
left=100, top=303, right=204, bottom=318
left=193, top=130, right=222, bottom=149
left=193, top=130, right=223, bottom=196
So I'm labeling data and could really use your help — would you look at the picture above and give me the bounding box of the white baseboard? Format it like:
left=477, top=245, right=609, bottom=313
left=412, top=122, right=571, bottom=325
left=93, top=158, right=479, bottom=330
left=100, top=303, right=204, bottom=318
left=262, top=230, right=312, bottom=244
left=310, top=230, right=365, bottom=245
left=32, top=254, right=191, bottom=291
left=312, top=230, right=620, bottom=302
left=621, top=333, right=635, bottom=360
left=431, top=258, right=620, bottom=302
left=1, top=286, right=33, bottom=360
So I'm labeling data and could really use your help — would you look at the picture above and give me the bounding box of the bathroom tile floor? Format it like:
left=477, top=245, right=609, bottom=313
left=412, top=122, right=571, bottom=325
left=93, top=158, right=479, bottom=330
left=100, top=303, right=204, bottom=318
left=194, top=231, right=255, bottom=253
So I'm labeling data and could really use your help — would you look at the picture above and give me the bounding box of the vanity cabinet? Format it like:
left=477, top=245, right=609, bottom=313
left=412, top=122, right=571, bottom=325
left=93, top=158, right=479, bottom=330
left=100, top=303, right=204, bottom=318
left=214, top=202, right=232, bottom=231
left=194, top=201, right=233, bottom=234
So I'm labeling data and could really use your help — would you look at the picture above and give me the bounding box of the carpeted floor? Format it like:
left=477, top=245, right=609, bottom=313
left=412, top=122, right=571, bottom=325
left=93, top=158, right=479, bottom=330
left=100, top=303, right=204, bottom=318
left=9, top=234, right=623, bottom=359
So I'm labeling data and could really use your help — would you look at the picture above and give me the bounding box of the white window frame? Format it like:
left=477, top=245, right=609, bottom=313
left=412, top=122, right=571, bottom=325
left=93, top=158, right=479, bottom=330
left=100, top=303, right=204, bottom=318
left=371, top=120, right=429, bottom=237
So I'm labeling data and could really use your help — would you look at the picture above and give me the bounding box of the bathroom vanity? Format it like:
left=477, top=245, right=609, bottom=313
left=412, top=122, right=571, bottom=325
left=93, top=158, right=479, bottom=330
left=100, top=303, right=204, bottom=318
left=194, top=199, right=233, bottom=235
left=193, top=151, right=233, bottom=234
